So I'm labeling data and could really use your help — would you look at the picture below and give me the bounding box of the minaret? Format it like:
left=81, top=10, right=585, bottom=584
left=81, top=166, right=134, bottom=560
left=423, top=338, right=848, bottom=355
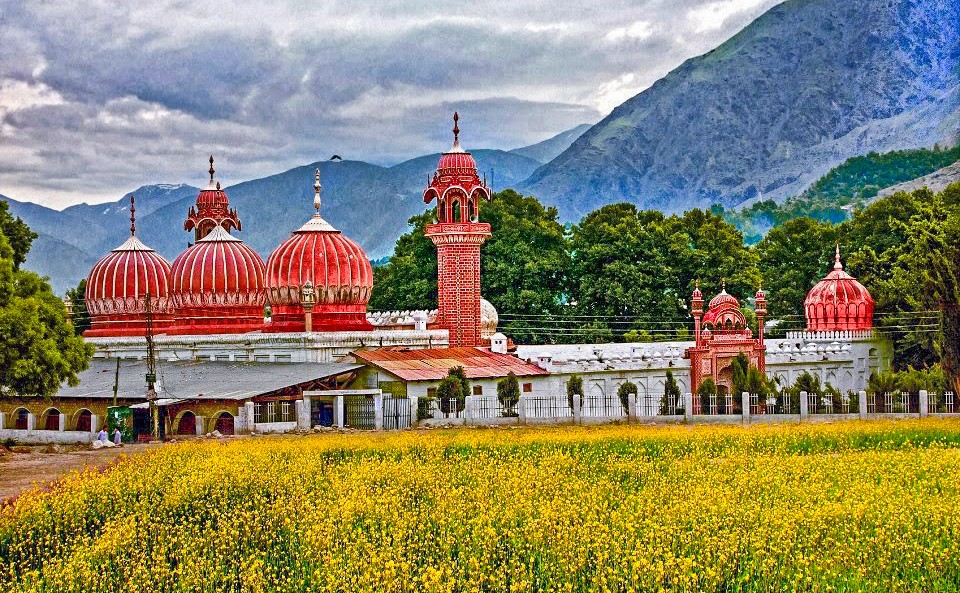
left=754, top=285, right=767, bottom=371
left=691, top=279, right=704, bottom=347
left=184, top=155, right=242, bottom=240
left=423, top=113, right=492, bottom=347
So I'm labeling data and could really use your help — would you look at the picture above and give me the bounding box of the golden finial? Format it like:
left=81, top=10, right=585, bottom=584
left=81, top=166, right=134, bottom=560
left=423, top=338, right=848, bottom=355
left=129, top=195, right=136, bottom=236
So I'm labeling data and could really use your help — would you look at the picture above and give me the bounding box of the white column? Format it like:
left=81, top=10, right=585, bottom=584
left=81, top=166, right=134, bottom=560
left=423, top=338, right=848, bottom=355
left=0, top=412, right=5, bottom=430
left=411, top=396, right=421, bottom=423
left=334, top=396, right=345, bottom=428
left=518, top=394, right=528, bottom=424
left=26, top=413, right=36, bottom=431
left=858, top=390, right=867, bottom=418
left=244, top=401, right=255, bottom=433
left=742, top=392, right=751, bottom=423
left=799, top=391, right=808, bottom=420
left=464, top=395, right=476, bottom=425
left=627, top=391, right=638, bottom=422
left=684, top=393, right=693, bottom=421
left=195, top=416, right=205, bottom=436
left=572, top=392, right=582, bottom=425
left=58, top=413, right=66, bottom=432
left=301, top=395, right=313, bottom=429
left=374, top=393, right=384, bottom=430
left=919, top=390, right=929, bottom=418
left=295, top=400, right=308, bottom=430
left=90, top=414, right=100, bottom=434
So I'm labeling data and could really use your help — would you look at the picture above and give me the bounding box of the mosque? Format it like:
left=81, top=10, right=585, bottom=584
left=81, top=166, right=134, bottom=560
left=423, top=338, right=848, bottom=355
left=0, top=115, right=891, bottom=441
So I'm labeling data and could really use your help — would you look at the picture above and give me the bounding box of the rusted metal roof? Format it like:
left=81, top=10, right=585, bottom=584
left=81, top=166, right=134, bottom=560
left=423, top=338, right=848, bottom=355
left=353, top=347, right=550, bottom=382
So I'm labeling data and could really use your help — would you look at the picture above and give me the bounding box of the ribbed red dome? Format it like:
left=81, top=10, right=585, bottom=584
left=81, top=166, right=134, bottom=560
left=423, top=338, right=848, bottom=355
left=84, top=236, right=174, bottom=337
left=265, top=213, right=373, bottom=333
left=805, top=248, right=874, bottom=331
left=708, top=288, right=739, bottom=310
left=437, top=149, right=477, bottom=171
left=169, top=226, right=266, bottom=334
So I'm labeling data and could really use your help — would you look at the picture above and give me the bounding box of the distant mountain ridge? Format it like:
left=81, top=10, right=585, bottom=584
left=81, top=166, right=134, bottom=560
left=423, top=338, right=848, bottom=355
left=521, top=0, right=960, bottom=220
left=509, top=124, right=592, bottom=163
left=5, top=145, right=550, bottom=294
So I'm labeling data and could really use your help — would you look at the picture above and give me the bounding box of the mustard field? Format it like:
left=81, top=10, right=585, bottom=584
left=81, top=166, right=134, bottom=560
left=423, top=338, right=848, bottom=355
left=3, top=421, right=960, bottom=592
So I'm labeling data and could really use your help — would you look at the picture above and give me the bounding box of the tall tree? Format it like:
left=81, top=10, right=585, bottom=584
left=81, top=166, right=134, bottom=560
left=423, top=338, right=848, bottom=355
left=755, top=217, right=838, bottom=321
left=0, top=225, right=92, bottom=396
left=65, top=278, right=90, bottom=336
left=0, top=200, right=38, bottom=271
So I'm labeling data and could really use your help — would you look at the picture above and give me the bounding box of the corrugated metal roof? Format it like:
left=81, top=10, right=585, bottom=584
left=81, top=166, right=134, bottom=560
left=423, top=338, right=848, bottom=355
left=353, top=347, right=550, bottom=382
left=54, top=359, right=362, bottom=402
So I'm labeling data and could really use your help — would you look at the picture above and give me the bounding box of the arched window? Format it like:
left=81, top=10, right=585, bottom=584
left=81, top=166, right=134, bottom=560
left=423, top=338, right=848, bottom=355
left=75, top=409, right=92, bottom=432
left=177, top=411, right=196, bottom=436
left=13, top=408, right=29, bottom=430
left=468, top=199, right=476, bottom=222
left=451, top=200, right=462, bottom=222
left=215, top=412, right=235, bottom=435
left=41, top=408, right=61, bottom=431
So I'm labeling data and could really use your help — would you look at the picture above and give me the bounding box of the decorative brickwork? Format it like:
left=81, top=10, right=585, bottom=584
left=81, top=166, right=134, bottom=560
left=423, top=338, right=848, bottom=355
left=422, top=114, right=491, bottom=348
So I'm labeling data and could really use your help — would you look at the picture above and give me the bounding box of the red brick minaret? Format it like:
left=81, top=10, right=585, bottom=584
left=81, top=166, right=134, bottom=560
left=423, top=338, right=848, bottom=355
left=423, top=113, right=492, bottom=347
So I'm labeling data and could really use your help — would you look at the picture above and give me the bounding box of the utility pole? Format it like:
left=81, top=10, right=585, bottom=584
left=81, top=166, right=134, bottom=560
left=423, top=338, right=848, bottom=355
left=112, top=358, right=120, bottom=407
left=145, top=292, right=158, bottom=439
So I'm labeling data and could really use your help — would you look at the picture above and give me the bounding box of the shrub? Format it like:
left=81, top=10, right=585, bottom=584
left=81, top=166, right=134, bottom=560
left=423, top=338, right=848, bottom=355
left=567, top=375, right=584, bottom=411
left=497, top=372, right=520, bottom=417
left=437, top=374, right=465, bottom=414
left=698, top=378, right=718, bottom=413
left=660, top=370, right=681, bottom=415
left=617, top=381, right=638, bottom=413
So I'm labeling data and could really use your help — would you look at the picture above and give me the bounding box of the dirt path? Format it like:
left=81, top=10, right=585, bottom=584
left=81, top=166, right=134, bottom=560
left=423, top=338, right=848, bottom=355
left=0, top=443, right=160, bottom=503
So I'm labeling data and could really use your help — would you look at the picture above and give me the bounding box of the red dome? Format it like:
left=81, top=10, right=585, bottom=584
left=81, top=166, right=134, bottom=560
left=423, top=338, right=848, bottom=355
left=265, top=213, right=373, bottom=333
left=169, top=226, right=266, bottom=334
left=84, top=235, right=174, bottom=337
left=805, top=248, right=874, bottom=331
left=708, top=288, right=739, bottom=310
left=436, top=148, right=477, bottom=171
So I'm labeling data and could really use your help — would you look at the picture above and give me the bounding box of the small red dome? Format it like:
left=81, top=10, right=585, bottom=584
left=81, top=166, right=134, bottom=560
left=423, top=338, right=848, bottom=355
left=805, top=247, right=874, bottom=331
left=437, top=148, right=477, bottom=171
left=265, top=211, right=373, bottom=333
left=169, top=226, right=266, bottom=334
left=84, top=235, right=174, bottom=337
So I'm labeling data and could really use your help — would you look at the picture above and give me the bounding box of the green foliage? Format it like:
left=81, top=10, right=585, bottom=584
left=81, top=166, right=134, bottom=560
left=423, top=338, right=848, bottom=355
left=868, top=370, right=902, bottom=395
left=697, top=377, right=718, bottom=412
left=731, top=353, right=749, bottom=395
left=566, top=375, right=583, bottom=411
left=369, top=211, right=436, bottom=311
left=0, top=214, right=92, bottom=397
left=447, top=366, right=470, bottom=401
left=496, top=372, right=520, bottom=415
left=661, top=370, right=682, bottom=415
left=0, top=200, right=38, bottom=271
left=65, top=279, right=90, bottom=336
left=745, top=366, right=770, bottom=397
left=617, top=380, right=638, bottom=413
left=436, top=374, right=465, bottom=414
left=755, top=217, right=838, bottom=320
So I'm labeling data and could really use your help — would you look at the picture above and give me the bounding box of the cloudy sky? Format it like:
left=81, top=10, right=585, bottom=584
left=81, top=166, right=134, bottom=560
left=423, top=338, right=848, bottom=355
left=0, top=0, right=782, bottom=208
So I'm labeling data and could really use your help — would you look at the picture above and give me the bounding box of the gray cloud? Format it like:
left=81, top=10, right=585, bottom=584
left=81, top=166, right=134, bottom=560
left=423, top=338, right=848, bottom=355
left=0, top=0, right=783, bottom=207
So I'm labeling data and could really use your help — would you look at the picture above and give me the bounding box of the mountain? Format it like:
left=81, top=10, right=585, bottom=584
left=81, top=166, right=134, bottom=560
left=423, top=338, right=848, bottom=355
left=4, top=148, right=542, bottom=294
left=521, top=0, right=960, bottom=220
left=509, top=124, right=592, bottom=163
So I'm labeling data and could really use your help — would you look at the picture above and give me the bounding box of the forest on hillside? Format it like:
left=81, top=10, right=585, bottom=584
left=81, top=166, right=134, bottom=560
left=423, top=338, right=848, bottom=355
left=721, top=145, right=960, bottom=243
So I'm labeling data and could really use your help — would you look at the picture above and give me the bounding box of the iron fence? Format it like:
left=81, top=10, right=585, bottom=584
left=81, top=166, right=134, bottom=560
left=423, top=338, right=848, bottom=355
left=344, top=397, right=375, bottom=429
left=928, top=392, right=956, bottom=414
left=524, top=395, right=571, bottom=420
left=383, top=396, right=412, bottom=430
left=867, top=392, right=918, bottom=414
left=582, top=394, right=624, bottom=418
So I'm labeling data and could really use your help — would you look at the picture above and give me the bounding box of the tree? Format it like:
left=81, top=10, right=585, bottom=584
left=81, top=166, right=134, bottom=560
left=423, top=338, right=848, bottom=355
left=0, top=223, right=92, bottom=397
left=697, top=377, right=718, bottom=413
left=497, top=371, right=520, bottom=416
left=65, top=278, right=90, bottom=336
left=661, top=370, right=681, bottom=415
left=617, top=380, right=638, bottom=414
left=448, top=366, right=470, bottom=401
left=369, top=211, right=436, bottom=311
left=436, top=374, right=465, bottom=415
left=566, top=374, right=583, bottom=412
left=0, top=200, right=37, bottom=271
left=755, top=217, right=838, bottom=320
left=731, top=353, right=750, bottom=396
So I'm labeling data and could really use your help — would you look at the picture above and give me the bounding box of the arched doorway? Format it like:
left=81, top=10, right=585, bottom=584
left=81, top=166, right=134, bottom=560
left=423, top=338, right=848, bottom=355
left=75, top=409, right=92, bottom=432
left=214, top=412, right=234, bottom=435
left=177, top=411, right=196, bottom=436
left=13, top=408, right=29, bottom=430
left=41, top=408, right=61, bottom=431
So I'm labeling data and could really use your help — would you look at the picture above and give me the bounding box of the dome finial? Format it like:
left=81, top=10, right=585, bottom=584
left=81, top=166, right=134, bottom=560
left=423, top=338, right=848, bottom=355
left=453, top=111, right=460, bottom=145
left=834, top=244, right=843, bottom=270
left=313, top=167, right=322, bottom=214
left=721, top=278, right=726, bottom=291
left=129, top=195, right=136, bottom=236
left=208, top=155, right=215, bottom=183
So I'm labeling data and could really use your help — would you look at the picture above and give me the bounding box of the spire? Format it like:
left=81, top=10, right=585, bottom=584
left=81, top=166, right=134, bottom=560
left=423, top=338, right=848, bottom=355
left=208, top=155, right=215, bottom=184
left=453, top=111, right=460, bottom=145
left=834, top=244, right=843, bottom=270
left=721, top=278, right=726, bottom=291
left=313, top=167, right=322, bottom=215
left=129, top=195, right=136, bottom=236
